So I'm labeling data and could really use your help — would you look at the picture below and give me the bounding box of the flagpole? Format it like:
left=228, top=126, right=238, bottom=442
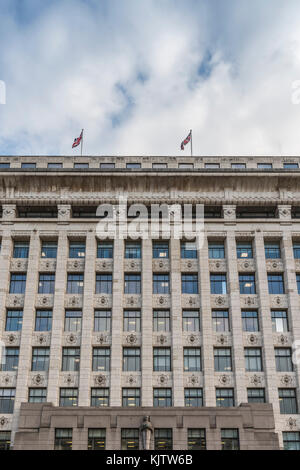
left=190, top=129, right=193, bottom=157
left=81, top=129, right=84, bottom=157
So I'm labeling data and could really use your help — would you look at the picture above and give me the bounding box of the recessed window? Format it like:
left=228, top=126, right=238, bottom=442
left=123, top=310, right=141, bottom=332
left=153, top=310, right=170, bottom=332
left=214, top=348, right=232, bottom=372
left=5, top=310, right=23, bottom=332
left=124, top=274, right=141, bottom=294
left=152, top=163, right=167, bottom=169
left=10, top=273, right=26, bottom=294
left=35, top=310, right=52, bottom=332
left=32, top=348, right=50, bottom=372
left=125, top=241, right=141, bottom=259
left=97, top=241, right=113, bottom=259
left=92, top=348, right=110, bottom=372
left=181, top=241, right=197, bottom=259
left=275, top=348, right=293, bottom=372
left=208, top=242, right=225, bottom=259
left=239, top=274, right=256, bottom=295
left=67, top=274, right=84, bottom=294
left=210, top=274, right=227, bottom=295
left=257, top=163, right=272, bottom=169
left=0, top=163, right=10, bottom=168
left=153, top=241, right=169, bottom=258
left=265, top=241, right=281, bottom=259
left=271, top=310, right=288, bottom=332
left=100, top=163, right=115, bottom=169
left=28, top=388, right=47, bottom=403
left=244, top=348, right=262, bottom=372
left=69, top=242, right=85, bottom=259
left=0, top=431, right=11, bottom=450
left=13, top=241, right=29, bottom=258
left=122, top=388, right=141, bottom=407
left=64, top=310, right=82, bottom=333
left=242, top=311, right=259, bottom=332
left=123, top=347, right=141, bottom=372
left=1, top=348, right=19, bottom=372
left=153, top=348, right=171, bottom=372
left=184, top=389, right=203, bottom=407
left=74, top=163, right=89, bottom=169
left=88, top=429, right=106, bottom=450
left=153, top=274, right=169, bottom=294
left=62, top=348, right=80, bottom=372
left=236, top=241, right=253, bottom=258
left=283, top=163, right=298, bottom=169
left=153, top=388, right=172, bottom=407
left=212, top=310, right=230, bottom=332
left=184, top=348, right=201, bottom=372
left=154, top=429, right=172, bottom=450
left=59, top=389, right=78, bottom=407
left=47, top=163, right=62, bottom=168
left=94, top=310, right=111, bottom=332
left=54, top=428, right=73, bottom=450
left=205, top=163, right=220, bottom=169
left=91, top=388, right=109, bottom=407
left=216, top=388, right=234, bottom=407
left=126, top=163, right=141, bottom=169
left=231, top=163, right=246, bottom=169
left=181, top=274, right=198, bottom=294
left=268, top=273, right=284, bottom=294
left=279, top=388, right=298, bottom=414
left=283, top=432, right=300, bottom=450
left=188, top=429, right=206, bottom=450
left=221, top=429, right=239, bottom=450
left=182, top=310, right=200, bottom=332
left=121, top=429, right=139, bottom=450
left=38, top=273, right=55, bottom=294
left=247, top=388, right=265, bottom=403
left=179, top=163, right=194, bottom=169
left=41, top=241, right=57, bottom=259
left=21, top=163, right=36, bottom=168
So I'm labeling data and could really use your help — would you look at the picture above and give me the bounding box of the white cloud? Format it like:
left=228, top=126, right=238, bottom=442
left=1, top=0, right=300, bottom=156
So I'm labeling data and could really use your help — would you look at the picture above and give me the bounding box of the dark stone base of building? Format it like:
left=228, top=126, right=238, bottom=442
left=13, top=402, right=280, bottom=450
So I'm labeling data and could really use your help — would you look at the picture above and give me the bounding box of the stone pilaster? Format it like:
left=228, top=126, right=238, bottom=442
left=141, top=238, right=153, bottom=406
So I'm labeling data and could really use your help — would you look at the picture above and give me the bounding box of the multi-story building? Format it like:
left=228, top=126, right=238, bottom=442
left=1, top=155, right=300, bottom=450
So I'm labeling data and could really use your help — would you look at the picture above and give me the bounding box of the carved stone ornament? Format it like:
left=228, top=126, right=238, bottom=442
left=127, top=334, right=137, bottom=344
left=159, top=375, right=168, bottom=384
left=189, top=334, right=196, bottom=344
left=188, top=297, right=196, bottom=306
left=159, top=261, right=164, bottom=268
left=128, top=296, right=136, bottom=306
left=99, top=296, right=108, bottom=306
left=244, top=262, right=249, bottom=269
left=278, top=334, right=288, bottom=345
left=7, top=334, right=17, bottom=345
left=281, top=375, right=293, bottom=386
left=130, top=261, right=135, bottom=268
left=2, top=376, right=11, bottom=386
left=159, top=296, right=165, bottom=305
left=217, top=334, right=227, bottom=345
left=32, top=374, right=45, bottom=386
left=216, top=296, right=225, bottom=306
left=94, top=374, right=107, bottom=386
left=187, top=261, right=192, bottom=268
left=0, top=417, right=8, bottom=427
left=276, top=297, right=281, bottom=305
left=97, top=334, right=108, bottom=344
left=248, top=334, right=258, bottom=345
left=287, top=417, right=297, bottom=429
left=189, top=375, right=199, bottom=385
left=127, top=375, right=136, bottom=385
left=158, top=334, right=167, bottom=345
left=219, top=374, right=230, bottom=385
left=64, top=374, right=75, bottom=385
left=37, top=334, right=47, bottom=345
left=66, top=333, right=77, bottom=344
left=250, top=374, right=262, bottom=386
left=245, top=296, right=255, bottom=306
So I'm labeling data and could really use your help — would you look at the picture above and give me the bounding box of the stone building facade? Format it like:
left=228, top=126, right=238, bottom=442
left=0, top=155, right=300, bottom=450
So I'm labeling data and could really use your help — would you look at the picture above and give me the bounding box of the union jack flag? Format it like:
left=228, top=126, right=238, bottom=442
left=181, top=131, right=192, bottom=150
left=72, top=130, right=83, bottom=148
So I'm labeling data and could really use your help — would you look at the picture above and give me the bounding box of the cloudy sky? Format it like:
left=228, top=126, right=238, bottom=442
left=1, top=0, right=300, bottom=156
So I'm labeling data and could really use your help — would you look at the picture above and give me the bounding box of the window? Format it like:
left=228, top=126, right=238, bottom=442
left=153, top=274, right=170, bottom=294
left=245, top=348, right=262, bottom=372
left=88, top=429, right=106, bottom=450
left=69, top=242, right=85, bottom=258
left=126, top=163, right=141, bottom=169
left=94, top=310, right=111, bottom=332
left=239, top=274, right=256, bottom=294
left=205, top=163, right=220, bottom=168
left=284, top=163, right=298, bottom=169
left=152, top=163, right=167, bottom=169
left=204, top=206, right=222, bottom=218
left=236, top=241, right=253, bottom=258
left=153, top=388, right=172, bottom=407
left=74, top=163, right=89, bottom=169
left=122, top=388, right=141, bottom=407
left=21, top=162, right=36, bottom=168
left=181, top=274, right=198, bottom=294
left=0, top=389, right=15, bottom=413
left=257, top=163, right=272, bottom=169
left=54, top=429, right=72, bottom=450
left=184, top=348, right=201, bottom=372
left=242, top=311, right=259, bottom=332
left=100, top=162, right=115, bottom=169
left=62, top=348, right=80, bottom=372
left=10, top=273, right=26, bottom=294
left=123, top=348, right=141, bottom=372
left=247, top=388, right=265, bottom=403
left=96, top=274, right=112, bottom=294
left=182, top=310, right=200, bottom=332
left=221, top=429, right=239, bottom=450
left=5, top=310, right=23, bottom=331
left=184, top=389, right=203, bottom=407
left=216, top=388, right=234, bottom=407
left=231, top=163, right=246, bottom=169
left=124, top=274, right=141, bottom=294
left=179, top=163, right=194, bottom=169
left=67, top=274, right=84, bottom=294
left=297, top=274, right=300, bottom=294
left=123, top=310, right=141, bottom=332
left=97, top=242, right=113, bottom=258
left=279, top=389, right=298, bottom=414
left=188, top=429, right=206, bottom=450
left=208, top=242, right=225, bottom=259
left=121, top=429, right=139, bottom=450
left=0, top=162, right=10, bottom=168
left=18, top=206, right=58, bottom=218
left=153, top=310, right=170, bottom=332
left=92, top=348, right=110, bottom=371
left=275, top=348, right=293, bottom=372
left=265, top=241, right=281, bottom=259
left=212, top=310, right=230, bottom=332
left=91, top=388, right=109, bottom=407
left=210, top=274, right=227, bottom=294
left=59, top=388, right=78, bottom=407
left=32, top=348, right=50, bottom=371
left=268, top=274, right=284, bottom=294
left=153, top=242, right=169, bottom=258
left=1, top=348, right=19, bottom=372
left=154, top=429, right=172, bottom=450
left=13, top=241, right=29, bottom=258
left=0, top=431, right=11, bottom=450
left=64, top=310, right=82, bottom=332
left=181, top=241, right=197, bottom=259
left=47, top=162, right=62, bottom=168
left=214, top=348, right=232, bottom=372
left=38, top=273, right=55, bottom=294
left=271, top=310, right=288, bottom=332
left=153, top=348, right=171, bottom=372
left=283, top=432, right=300, bottom=451
left=28, top=388, right=47, bottom=403
left=35, top=310, right=52, bottom=331
left=41, top=241, right=57, bottom=258
left=293, top=243, right=300, bottom=259
left=125, top=242, right=141, bottom=259
left=236, top=206, right=277, bottom=219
